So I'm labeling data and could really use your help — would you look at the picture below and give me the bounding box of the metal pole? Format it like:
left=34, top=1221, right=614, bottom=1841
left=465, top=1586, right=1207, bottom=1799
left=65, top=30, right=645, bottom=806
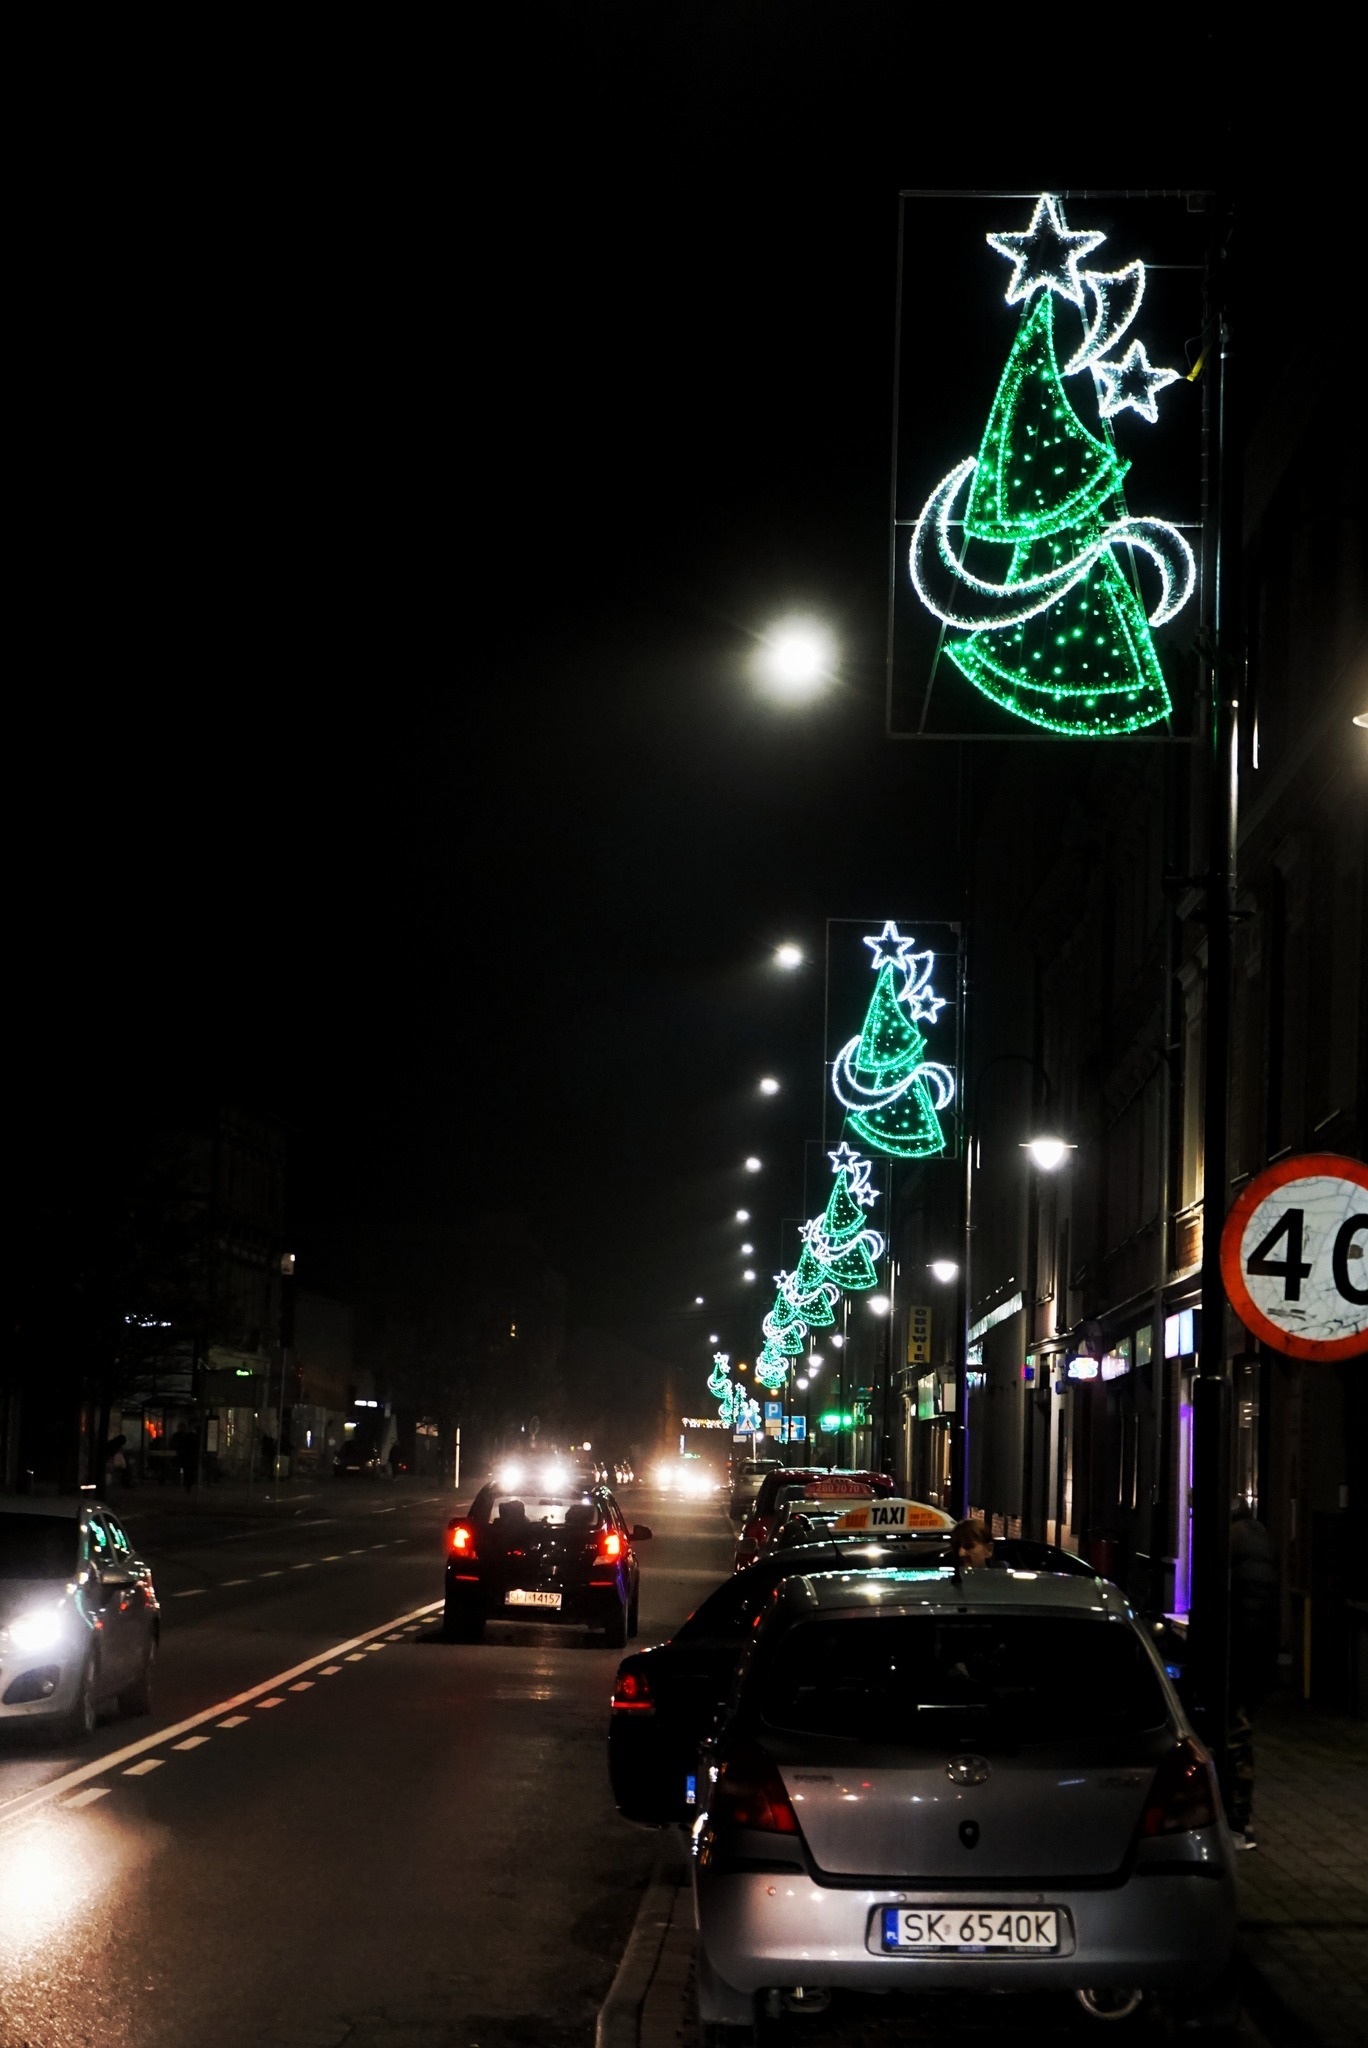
left=1189, top=194, right=1240, bottom=1779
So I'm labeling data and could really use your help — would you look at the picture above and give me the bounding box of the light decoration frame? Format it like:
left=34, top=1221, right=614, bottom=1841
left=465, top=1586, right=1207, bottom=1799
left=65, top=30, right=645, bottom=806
left=831, top=924, right=957, bottom=1160
left=908, top=192, right=1195, bottom=739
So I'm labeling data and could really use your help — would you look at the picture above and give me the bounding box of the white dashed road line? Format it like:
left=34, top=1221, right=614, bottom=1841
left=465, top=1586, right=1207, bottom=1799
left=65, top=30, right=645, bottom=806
left=0, top=1597, right=443, bottom=1829
left=171, top=1589, right=206, bottom=1599
left=223, top=1578, right=251, bottom=1587
left=258, top=1570, right=282, bottom=1578
left=257, top=1697, right=286, bottom=1710
left=64, top=1787, right=111, bottom=1809
left=289, top=1681, right=314, bottom=1692
left=319, top=1665, right=342, bottom=1676
left=173, top=1737, right=210, bottom=1752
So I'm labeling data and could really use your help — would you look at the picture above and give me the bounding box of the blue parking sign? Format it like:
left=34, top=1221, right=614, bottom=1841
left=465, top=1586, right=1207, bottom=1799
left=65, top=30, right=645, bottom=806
left=764, top=1401, right=782, bottom=1422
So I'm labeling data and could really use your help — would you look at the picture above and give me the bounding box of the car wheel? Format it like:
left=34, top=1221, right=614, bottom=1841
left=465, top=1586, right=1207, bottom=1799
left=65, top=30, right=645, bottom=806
left=58, top=1651, right=99, bottom=1744
left=118, top=1635, right=157, bottom=1717
left=442, top=1597, right=485, bottom=1644
left=603, top=1597, right=629, bottom=1649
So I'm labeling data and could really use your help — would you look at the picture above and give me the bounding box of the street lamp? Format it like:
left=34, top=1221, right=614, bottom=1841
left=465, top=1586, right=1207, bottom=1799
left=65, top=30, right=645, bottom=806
left=758, top=1076, right=781, bottom=1095
left=744, top=1156, right=762, bottom=1173
left=930, top=1259, right=959, bottom=1285
left=735, top=1208, right=750, bottom=1223
left=774, top=943, right=803, bottom=970
left=755, top=618, right=836, bottom=701
left=1022, top=1136, right=1073, bottom=1171
left=743, top=1269, right=756, bottom=1283
left=694, top=1295, right=705, bottom=1306
left=740, top=1241, right=754, bottom=1255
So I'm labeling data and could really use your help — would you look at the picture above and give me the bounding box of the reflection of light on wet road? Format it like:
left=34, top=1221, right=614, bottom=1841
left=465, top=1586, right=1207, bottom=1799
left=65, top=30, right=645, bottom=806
left=0, top=1807, right=125, bottom=1960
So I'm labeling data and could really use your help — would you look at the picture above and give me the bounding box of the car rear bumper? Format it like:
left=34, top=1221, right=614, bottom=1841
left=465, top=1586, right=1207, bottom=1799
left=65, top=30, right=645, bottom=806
left=695, top=1865, right=1237, bottom=1995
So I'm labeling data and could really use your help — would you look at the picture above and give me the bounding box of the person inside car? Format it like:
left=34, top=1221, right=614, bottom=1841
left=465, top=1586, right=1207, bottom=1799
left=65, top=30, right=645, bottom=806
left=950, top=1517, right=995, bottom=1571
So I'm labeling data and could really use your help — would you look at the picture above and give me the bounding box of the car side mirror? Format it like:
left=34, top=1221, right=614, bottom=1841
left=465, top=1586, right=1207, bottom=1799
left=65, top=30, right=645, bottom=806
left=631, top=1525, right=653, bottom=1541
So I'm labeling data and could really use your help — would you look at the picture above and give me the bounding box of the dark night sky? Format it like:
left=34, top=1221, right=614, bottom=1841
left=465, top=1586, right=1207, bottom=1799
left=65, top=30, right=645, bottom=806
left=29, top=7, right=1267, bottom=1365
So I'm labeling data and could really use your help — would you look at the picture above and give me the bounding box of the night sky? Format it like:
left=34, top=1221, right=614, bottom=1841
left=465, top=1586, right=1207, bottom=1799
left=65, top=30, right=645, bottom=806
left=32, top=8, right=1257, bottom=1370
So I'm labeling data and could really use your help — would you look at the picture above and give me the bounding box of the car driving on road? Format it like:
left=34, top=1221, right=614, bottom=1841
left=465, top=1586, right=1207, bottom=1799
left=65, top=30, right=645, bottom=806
left=685, top=1564, right=1236, bottom=2040
left=0, top=1494, right=160, bottom=1740
left=444, top=1480, right=651, bottom=1646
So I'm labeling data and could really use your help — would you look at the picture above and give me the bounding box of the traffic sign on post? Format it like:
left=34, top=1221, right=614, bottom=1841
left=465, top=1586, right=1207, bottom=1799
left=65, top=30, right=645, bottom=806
left=1220, top=1153, right=1368, bottom=1361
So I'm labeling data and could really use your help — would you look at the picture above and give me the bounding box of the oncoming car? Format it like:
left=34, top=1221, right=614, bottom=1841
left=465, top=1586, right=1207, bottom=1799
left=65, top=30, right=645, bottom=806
left=444, top=1481, right=651, bottom=1646
left=0, top=1494, right=160, bottom=1741
left=681, top=1567, right=1237, bottom=2039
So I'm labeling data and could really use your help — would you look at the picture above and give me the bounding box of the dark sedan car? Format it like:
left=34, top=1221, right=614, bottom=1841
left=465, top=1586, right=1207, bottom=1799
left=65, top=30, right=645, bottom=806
left=609, top=1531, right=1099, bottom=1823
left=444, top=1481, right=651, bottom=1646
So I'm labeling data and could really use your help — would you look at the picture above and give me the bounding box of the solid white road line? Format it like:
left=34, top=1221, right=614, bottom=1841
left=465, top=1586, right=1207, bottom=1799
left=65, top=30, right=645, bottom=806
left=0, top=1597, right=443, bottom=1830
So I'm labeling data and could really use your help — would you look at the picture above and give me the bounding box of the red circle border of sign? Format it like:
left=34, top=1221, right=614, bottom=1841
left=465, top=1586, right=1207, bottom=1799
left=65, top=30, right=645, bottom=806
left=1219, top=1152, right=1368, bottom=1361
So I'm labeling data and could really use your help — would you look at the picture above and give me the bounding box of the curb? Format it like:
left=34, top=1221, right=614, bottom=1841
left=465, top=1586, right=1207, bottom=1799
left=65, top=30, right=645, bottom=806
left=596, top=1830, right=692, bottom=2048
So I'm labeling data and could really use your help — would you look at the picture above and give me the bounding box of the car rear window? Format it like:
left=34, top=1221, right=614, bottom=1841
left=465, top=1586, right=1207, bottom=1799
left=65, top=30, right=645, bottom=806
left=757, top=1615, right=1169, bottom=1746
left=0, top=1513, right=80, bottom=1580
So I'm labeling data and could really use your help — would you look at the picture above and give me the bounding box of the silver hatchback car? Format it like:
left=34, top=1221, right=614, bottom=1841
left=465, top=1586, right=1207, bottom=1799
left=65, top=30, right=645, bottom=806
left=691, top=1565, right=1237, bottom=2039
left=0, top=1495, right=160, bottom=1740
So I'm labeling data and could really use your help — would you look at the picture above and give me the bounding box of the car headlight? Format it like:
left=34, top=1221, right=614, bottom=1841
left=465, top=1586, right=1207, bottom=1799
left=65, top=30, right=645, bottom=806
left=498, top=1461, right=525, bottom=1489
left=7, top=1605, right=68, bottom=1655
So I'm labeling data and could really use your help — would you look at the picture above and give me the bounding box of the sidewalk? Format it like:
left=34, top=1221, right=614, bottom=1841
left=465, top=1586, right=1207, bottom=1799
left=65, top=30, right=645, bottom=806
left=1235, top=1691, right=1368, bottom=2048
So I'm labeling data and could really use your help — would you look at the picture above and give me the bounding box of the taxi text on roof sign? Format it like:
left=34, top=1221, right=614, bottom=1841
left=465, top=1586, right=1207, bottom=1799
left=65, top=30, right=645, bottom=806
left=833, top=1497, right=957, bottom=1532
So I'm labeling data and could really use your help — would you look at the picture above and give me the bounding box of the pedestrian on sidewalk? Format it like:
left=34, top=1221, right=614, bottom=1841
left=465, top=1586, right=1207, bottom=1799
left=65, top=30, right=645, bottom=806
left=1226, top=1500, right=1279, bottom=1849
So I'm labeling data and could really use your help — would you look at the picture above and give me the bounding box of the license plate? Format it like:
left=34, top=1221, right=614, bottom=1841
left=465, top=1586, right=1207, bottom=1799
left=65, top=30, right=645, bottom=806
left=505, top=1589, right=561, bottom=1610
left=881, top=1907, right=1059, bottom=1952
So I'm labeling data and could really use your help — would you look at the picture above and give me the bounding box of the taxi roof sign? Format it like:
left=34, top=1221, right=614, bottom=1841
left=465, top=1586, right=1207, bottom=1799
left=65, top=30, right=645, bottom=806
left=832, top=1497, right=956, bottom=1532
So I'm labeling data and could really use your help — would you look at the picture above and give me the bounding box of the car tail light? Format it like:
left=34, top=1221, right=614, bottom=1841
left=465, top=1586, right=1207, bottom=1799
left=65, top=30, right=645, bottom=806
left=712, top=1743, right=800, bottom=1835
left=611, top=1668, right=654, bottom=1714
left=1140, top=1737, right=1219, bottom=1836
left=598, top=1529, right=623, bottom=1563
left=448, top=1521, right=477, bottom=1559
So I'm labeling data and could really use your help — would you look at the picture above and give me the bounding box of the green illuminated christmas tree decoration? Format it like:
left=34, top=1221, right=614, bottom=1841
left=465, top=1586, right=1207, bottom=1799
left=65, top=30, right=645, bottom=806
left=832, top=922, right=955, bottom=1159
left=787, top=1240, right=837, bottom=1327
left=910, top=193, right=1194, bottom=738
left=802, top=1147, right=885, bottom=1293
left=755, top=1340, right=791, bottom=1391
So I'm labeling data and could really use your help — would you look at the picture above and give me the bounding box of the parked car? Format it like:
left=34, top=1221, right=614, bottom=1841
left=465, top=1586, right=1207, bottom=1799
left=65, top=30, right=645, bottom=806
left=682, top=1565, right=1237, bottom=2040
left=733, top=1468, right=897, bottom=1570
left=609, top=1530, right=1098, bottom=1827
left=0, top=1494, right=160, bottom=1740
left=727, top=1459, right=781, bottom=1524
left=444, top=1480, right=651, bottom=1646
left=333, top=1438, right=389, bottom=1479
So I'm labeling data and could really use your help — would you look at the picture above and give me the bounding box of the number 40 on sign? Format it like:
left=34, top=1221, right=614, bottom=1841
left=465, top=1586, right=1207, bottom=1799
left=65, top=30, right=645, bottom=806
left=1219, top=1154, right=1368, bottom=1361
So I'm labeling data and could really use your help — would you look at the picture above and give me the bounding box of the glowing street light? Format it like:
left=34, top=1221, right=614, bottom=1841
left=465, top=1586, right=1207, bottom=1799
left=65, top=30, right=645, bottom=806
left=930, top=1259, right=960, bottom=1285
left=744, top=1156, right=762, bottom=1173
left=756, top=617, right=836, bottom=701
left=735, top=1208, right=750, bottom=1223
left=1023, top=1136, right=1073, bottom=1171
left=743, top=1269, right=756, bottom=1283
left=758, top=1076, right=780, bottom=1095
left=694, top=1295, right=705, bottom=1306
left=740, top=1242, right=754, bottom=1255
left=868, top=1294, right=891, bottom=1316
left=774, top=943, right=803, bottom=970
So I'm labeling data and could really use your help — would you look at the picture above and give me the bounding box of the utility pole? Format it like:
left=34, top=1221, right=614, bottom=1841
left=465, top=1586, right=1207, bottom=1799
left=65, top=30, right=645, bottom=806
left=1188, top=192, right=1241, bottom=1779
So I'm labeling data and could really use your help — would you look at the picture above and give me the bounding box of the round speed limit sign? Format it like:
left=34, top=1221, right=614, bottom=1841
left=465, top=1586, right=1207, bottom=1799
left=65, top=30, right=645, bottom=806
left=1220, top=1153, right=1368, bottom=1361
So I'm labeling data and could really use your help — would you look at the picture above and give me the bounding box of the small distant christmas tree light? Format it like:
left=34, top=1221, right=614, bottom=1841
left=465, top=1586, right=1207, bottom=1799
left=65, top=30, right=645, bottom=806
left=910, top=193, right=1194, bottom=738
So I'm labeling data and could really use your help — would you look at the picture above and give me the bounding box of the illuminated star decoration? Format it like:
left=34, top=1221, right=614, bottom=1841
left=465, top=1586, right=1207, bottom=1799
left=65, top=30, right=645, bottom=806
left=828, top=1140, right=862, bottom=1176
left=1092, top=339, right=1183, bottom=424
left=987, top=192, right=1105, bottom=309
left=862, top=919, right=916, bottom=972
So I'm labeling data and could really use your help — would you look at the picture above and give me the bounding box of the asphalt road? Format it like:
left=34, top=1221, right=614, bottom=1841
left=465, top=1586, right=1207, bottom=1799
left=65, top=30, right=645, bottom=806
left=0, top=1482, right=733, bottom=2048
